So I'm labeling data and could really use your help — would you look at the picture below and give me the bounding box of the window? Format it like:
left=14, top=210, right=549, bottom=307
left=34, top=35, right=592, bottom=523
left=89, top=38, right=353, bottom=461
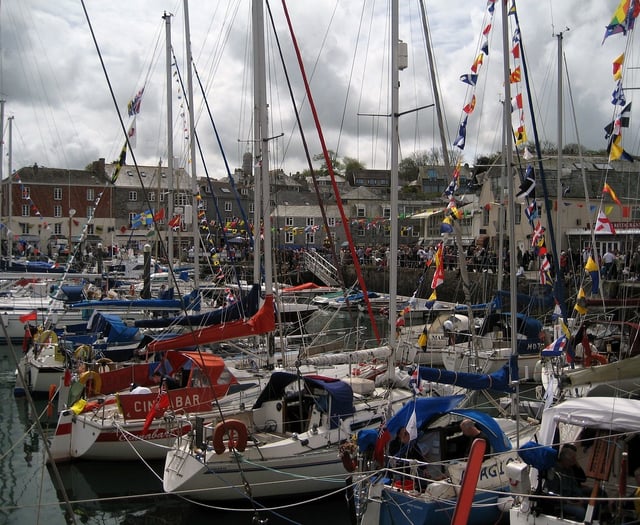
left=199, top=200, right=207, bottom=210
left=54, top=205, right=62, bottom=218
left=54, top=187, right=62, bottom=200
left=632, top=206, right=640, bottom=220
left=382, top=207, right=391, bottom=219
left=22, top=187, right=30, bottom=199
left=129, top=191, right=137, bottom=202
left=87, top=206, right=94, bottom=219
left=286, top=217, right=294, bottom=227
left=249, top=203, right=255, bottom=213
left=175, top=193, right=189, bottom=206
left=129, top=212, right=137, bottom=226
left=356, top=205, right=366, bottom=218
left=306, top=217, right=315, bottom=227
left=54, top=223, right=62, bottom=235
left=86, top=224, right=94, bottom=235
left=159, top=192, right=165, bottom=202
left=356, top=227, right=366, bottom=237
left=327, top=217, right=336, bottom=227
left=87, top=188, right=94, bottom=201
left=21, top=223, right=29, bottom=234
left=22, top=204, right=30, bottom=217
left=514, top=203, right=521, bottom=225
left=148, top=192, right=156, bottom=202
left=285, top=231, right=294, bottom=244
left=305, top=233, right=315, bottom=245
left=224, top=202, right=233, bottom=212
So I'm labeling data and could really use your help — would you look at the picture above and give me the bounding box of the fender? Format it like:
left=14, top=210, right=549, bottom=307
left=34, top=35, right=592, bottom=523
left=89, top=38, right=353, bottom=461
left=79, top=370, right=102, bottom=396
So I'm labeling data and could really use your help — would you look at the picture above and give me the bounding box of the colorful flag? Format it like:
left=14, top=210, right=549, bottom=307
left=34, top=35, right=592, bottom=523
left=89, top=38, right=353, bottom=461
left=471, top=54, right=484, bottom=73
left=524, top=199, right=538, bottom=224
left=111, top=143, right=127, bottom=184
left=460, top=74, right=478, bottom=86
left=608, top=132, right=634, bottom=162
left=604, top=102, right=631, bottom=138
left=127, top=87, right=145, bottom=116
left=511, top=93, right=523, bottom=112
left=539, top=255, right=552, bottom=285
left=482, top=23, right=492, bottom=35
left=168, top=215, right=182, bottom=229
left=511, top=42, right=520, bottom=59
left=611, top=80, right=626, bottom=106
left=516, top=165, right=535, bottom=200
left=153, top=208, right=166, bottom=221
left=19, top=310, right=37, bottom=323
left=509, top=66, right=521, bottom=83
left=453, top=116, right=468, bottom=149
left=584, top=255, right=599, bottom=273
left=574, top=287, right=587, bottom=315
left=530, top=221, right=545, bottom=247
left=595, top=209, right=616, bottom=234
left=613, top=53, right=625, bottom=80
left=603, top=0, right=640, bottom=42
left=431, top=242, right=445, bottom=290
left=440, top=217, right=454, bottom=234
left=603, top=182, right=622, bottom=206
left=542, top=335, right=568, bottom=356
left=463, top=95, right=477, bottom=114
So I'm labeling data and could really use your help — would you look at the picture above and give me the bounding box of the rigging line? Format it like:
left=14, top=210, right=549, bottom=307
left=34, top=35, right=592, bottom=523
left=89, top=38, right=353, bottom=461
left=280, top=0, right=381, bottom=343
left=80, top=1, right=192, bottom=314
left=512, top=1, right=568, bottom=321
left=334, top=0, right=368, bottom=158
left=264, top=2, right=348, bottom=294
left=183, top=59, right=257, bottom=295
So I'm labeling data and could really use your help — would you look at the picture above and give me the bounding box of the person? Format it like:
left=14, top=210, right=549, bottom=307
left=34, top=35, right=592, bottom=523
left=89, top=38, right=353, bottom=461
left=152, top=371, right=180, bottom=390
left=546, top=445, right=589, bottom=521
left=413, top=430, right=446, bottom=481
left=389, top=426, right=412, bottom=457
left=129, top=383, right=152, bottom=394
left=460, top=418, right=491, bottom=459
left=602, top=248, right=616, bottom=279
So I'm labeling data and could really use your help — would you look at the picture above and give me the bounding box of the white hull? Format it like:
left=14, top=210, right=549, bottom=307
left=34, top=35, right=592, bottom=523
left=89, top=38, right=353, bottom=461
left=164, top=442, right=349, bottom=500
left=441, top=346, right=539, bottom=380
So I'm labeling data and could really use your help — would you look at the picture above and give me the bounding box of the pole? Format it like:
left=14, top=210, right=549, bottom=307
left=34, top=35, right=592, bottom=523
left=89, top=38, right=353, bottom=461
left=164, top=12, right=175, bottom=265
left=8, top=116, right=14, bottom=264
left=142, top=243, right=151, bottom=299
left=183, top=0, right=199, bottom=286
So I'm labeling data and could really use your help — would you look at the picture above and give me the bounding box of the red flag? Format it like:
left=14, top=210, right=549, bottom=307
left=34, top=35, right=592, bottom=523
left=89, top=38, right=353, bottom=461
left=142, top=391, right=170, bottom=435
left=120, top=225, right=127, bottom=234
left=373, top=428, right=391, bottom=466
left=153, top=208, right=166, bottom=221
left=19, top=310, right=37, bottom=323
left=168, top=215, right=182, bottom=228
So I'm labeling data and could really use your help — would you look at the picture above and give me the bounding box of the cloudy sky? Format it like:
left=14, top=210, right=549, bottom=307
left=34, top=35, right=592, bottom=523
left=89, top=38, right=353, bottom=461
left=0, top=1, right=635, bottom=179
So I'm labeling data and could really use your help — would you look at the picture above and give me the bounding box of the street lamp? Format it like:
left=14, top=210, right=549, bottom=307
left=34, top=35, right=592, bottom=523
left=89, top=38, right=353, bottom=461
left=68, top=208, right=76, bottom=255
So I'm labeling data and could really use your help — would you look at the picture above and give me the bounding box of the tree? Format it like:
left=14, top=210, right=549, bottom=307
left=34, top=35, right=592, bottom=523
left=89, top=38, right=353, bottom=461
left=313, top=151, right=343, bottom=176
left=343, top=157, right=365, bottom=180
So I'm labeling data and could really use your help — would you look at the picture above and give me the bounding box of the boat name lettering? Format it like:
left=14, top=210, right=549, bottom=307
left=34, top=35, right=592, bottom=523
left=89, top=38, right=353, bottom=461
left=478, top=457, right=514, bottom=481
left=172, top=394, right=201, bottom=408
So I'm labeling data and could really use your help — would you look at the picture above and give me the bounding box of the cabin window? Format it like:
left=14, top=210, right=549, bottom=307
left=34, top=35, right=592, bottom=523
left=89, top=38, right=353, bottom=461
left=54, top=187, right=62, bottom=200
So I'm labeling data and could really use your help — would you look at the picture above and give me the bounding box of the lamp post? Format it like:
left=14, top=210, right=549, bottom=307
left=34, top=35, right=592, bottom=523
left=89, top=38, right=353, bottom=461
left=68, top=208, right=76, bottom=256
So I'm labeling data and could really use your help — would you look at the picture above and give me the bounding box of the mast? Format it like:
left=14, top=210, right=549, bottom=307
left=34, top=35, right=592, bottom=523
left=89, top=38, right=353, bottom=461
left=7, top=115, right=13, bottom=265
left=556, top=31, right=564, bottom=249
left=183, top=0, right=199, bottom=286
left=253, top=0, right=275, bottom=368
left=389, top=0, right=399, bottom=349
left=501, top=0, right=519, bottom=433
left=163, top=12, right=175, bottom=265
left=251, top=0, right=263, bottom=286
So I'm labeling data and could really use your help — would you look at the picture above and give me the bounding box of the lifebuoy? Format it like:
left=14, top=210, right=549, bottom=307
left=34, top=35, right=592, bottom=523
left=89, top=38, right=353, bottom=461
left=47, top=384, right=56, bottom=417
left=212, top=419, right=248, bottom=455
left=79, top=370, right=102, bottom=396
left=74, top=344, right=93, bottom=362
left=36, top=330, right=58, bottom=345
left=96, top=358, right=113, bottom=373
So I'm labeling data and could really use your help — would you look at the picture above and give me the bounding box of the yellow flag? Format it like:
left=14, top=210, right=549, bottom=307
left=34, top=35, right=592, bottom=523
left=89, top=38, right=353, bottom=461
left=573, top=287, right=587, bottom=315
left=584, top=256, right=599, bottom=273
left=428, top=290, right=437, bottom=301
left=559, top=319, right=571, bottom=338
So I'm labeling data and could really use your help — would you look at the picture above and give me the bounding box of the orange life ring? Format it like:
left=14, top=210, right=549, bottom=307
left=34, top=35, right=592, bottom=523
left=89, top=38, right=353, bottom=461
left=212, top=419, right=248, bottom=455
left=47, top=384, right=56, bottom=417
left=79, top=370, right=102, bottom=396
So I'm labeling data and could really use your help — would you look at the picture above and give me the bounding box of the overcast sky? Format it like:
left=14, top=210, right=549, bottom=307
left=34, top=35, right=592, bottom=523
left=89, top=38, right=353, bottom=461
left=0, top=1, right=635, bottom=179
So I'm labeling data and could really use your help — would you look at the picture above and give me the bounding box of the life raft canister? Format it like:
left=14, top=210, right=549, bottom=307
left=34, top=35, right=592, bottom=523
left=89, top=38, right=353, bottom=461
left=212, top=419, right=248, bottom=455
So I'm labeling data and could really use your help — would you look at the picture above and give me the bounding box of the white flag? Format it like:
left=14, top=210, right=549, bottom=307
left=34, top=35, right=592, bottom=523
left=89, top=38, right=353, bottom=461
left=127, top=117, right=137, bottom=149
left=406, top=404, right=418, bottom=441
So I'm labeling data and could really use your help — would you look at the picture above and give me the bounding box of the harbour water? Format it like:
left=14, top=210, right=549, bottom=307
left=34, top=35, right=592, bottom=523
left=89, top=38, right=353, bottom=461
left=0, top=309, right=394, bottom=524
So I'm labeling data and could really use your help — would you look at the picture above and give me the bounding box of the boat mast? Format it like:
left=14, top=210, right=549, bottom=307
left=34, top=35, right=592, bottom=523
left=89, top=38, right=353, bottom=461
left=163, top=12, right=175, bottom=266
left=7, top=115, right=13, bottom=266
left=183, top=0, right=199, bottom=286
left=501, top=0, right=519, bottom=432
left=556, top=31, right=564, bottom=249
left=389, top=0, right=399, bottom=349
left=253, top=0, right=275, bottom=368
